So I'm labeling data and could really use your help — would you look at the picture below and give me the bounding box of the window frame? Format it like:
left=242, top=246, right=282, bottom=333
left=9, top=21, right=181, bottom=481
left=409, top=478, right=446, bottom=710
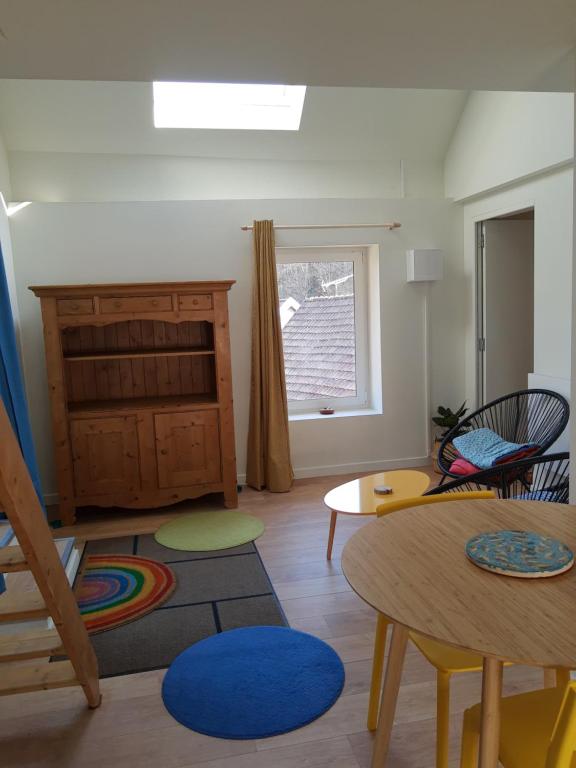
left=276, top=246, right=370, bottom=415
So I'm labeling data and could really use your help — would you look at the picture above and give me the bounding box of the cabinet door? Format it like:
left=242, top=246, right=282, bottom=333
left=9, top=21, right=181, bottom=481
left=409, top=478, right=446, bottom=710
left=155, top=410, right=222, bottom=488
left=70, top=416, right=141, bottom=496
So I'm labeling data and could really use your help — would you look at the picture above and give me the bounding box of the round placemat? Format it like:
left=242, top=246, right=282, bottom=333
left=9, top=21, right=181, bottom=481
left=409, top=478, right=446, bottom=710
left=466, top=530, right=574, bottom=578
left=161, top=626, right=345, bottom=739
left=154, top=510, right=265, bottom=552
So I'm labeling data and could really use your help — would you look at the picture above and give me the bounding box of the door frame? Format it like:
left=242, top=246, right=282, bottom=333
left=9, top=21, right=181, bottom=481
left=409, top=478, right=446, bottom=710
left=473, top=206, right=535, bottom=408
left=475, top=221, right=486, bottom=406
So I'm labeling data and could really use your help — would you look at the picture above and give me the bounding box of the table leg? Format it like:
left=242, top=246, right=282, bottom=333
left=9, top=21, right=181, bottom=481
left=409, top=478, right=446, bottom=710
left=371, top=623, right=409, bottom=768
left=478, top=657, right=503, bottom=768
left=326, top=510, right=338, bottom=560
left=555, top=667, right=571, bottom=688
left=543, top=668, right=557, bottom=687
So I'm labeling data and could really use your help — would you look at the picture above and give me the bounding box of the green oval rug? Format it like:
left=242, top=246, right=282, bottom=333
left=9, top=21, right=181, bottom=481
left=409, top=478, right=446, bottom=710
left=154, top=510, right=265, bottom=552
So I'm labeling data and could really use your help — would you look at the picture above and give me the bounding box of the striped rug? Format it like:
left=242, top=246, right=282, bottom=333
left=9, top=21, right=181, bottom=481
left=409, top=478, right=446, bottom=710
left=77, top=554, right=176, bottom=634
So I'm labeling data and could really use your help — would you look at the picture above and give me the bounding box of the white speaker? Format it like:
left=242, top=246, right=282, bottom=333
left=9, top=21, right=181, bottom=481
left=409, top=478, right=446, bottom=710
left=406, top=249, right=444, bottom=282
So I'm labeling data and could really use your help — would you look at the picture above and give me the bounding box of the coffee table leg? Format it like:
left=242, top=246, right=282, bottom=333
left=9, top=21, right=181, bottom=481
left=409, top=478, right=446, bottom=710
left=371, top=623, right=409, bottom=767
left=326, top=510, right=338, bottom=560
left=478, top=657, right=503, bottom=768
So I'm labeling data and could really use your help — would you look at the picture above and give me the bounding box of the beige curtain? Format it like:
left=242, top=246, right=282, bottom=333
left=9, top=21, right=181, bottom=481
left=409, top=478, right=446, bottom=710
left=246, top=220, right=294, bottom=492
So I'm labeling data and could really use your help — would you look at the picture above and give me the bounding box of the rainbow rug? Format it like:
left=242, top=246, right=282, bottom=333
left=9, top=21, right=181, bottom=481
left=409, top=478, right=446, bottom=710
left=77, top=554, right=176, bottom=634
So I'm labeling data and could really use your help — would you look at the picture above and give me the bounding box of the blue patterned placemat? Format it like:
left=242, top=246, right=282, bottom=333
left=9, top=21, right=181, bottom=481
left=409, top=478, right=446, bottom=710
left=466, top=530, right=574, bottom=578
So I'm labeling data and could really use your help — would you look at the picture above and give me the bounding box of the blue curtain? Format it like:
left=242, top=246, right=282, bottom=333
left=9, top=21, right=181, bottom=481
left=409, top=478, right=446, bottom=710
left=0, top=242, right=44, bottom=594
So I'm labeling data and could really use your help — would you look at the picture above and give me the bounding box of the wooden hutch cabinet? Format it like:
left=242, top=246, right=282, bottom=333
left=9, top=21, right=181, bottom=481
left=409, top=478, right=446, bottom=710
left=30, top=281, right=238, bottom=525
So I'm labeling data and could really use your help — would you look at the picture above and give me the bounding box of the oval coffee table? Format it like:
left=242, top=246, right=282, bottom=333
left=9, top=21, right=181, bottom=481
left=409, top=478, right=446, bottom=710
left=342, top=499, right=576, bottom=767
left=323, top=469, right=430, bottom=559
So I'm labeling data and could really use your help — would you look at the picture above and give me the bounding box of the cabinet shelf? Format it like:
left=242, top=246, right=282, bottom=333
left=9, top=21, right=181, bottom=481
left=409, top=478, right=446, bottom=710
left=68, top=394, right=218, bottom=415
left=64, top=348, right=215, bottom=362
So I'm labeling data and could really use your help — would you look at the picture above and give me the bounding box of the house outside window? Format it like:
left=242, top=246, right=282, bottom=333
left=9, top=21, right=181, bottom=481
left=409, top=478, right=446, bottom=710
left=276, top=247, right=370, bottom=414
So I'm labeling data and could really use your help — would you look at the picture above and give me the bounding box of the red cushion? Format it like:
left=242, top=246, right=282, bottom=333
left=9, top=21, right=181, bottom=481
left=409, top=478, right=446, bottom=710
left=449, top=457, right=481, bottom=476
left=449, top=445, right=540, bottom=476
left=494, top=446, right=539, bottom=465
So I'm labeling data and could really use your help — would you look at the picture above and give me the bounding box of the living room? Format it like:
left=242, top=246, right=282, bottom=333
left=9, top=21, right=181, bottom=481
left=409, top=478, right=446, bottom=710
left=0, top=4, right=575, bottom=768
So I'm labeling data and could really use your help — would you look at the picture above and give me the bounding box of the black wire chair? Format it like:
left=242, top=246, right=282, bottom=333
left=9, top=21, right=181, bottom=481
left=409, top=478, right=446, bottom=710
left=436, top=389, right=569, bottom=482
left=425, top=452, right=570, bottom=503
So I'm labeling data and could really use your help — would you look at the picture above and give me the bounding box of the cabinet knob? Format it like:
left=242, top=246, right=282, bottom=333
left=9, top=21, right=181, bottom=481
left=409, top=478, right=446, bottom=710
left=193, top=299, right=199, bottom=305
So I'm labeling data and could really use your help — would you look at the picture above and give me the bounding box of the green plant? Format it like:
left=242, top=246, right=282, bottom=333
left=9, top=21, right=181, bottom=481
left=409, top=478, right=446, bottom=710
left=432, top=402, right=467, bottom=437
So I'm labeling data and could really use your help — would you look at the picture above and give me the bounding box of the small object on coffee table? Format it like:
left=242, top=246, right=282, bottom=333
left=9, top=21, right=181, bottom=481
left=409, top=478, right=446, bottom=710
left=374, top=485, right=393, bottom=495
left=466, top=530, right=574, bottom=578
left=319, top=407, right=334, bottom=415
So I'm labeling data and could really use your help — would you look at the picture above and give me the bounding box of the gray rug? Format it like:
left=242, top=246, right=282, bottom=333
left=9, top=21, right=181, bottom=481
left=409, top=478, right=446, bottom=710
left=78, top=534, right=288, bottom=677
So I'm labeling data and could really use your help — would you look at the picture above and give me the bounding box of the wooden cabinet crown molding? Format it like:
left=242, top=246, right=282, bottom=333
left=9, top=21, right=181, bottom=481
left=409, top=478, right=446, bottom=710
left=29, top=280, right=236, bottom=298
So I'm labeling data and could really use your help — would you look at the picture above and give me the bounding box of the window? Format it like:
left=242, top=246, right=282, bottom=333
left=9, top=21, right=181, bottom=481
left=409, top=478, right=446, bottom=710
left=153, top=82, right=307, bottom=130
left=276, top=248, right=370, bottom=414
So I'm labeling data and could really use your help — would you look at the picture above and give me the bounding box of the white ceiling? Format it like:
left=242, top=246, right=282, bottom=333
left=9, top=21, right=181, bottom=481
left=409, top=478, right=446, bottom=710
left=0, top=81, right=468, bottom=164
left=0, top=1, right=574, bottom=91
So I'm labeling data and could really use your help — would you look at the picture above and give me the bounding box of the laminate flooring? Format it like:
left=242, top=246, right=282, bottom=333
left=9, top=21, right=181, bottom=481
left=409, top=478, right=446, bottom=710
left=0, top=468, right=544, bottom=767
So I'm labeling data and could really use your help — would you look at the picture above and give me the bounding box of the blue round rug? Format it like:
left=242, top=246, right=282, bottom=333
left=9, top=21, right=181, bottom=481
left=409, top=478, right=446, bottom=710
left=161, top=626, right=345, bottom=739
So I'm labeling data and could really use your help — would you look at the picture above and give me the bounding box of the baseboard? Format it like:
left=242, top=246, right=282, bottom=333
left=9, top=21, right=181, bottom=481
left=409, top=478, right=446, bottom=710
left=45, top=454, right=431, bottom=504
left=289, top=455, right=431, bottom=480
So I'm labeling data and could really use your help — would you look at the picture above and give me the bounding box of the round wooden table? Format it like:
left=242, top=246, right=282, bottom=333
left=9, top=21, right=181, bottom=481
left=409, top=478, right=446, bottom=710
left=342, top=499, right=576, bottom=768
left=323, top=469, right=430, bottom=559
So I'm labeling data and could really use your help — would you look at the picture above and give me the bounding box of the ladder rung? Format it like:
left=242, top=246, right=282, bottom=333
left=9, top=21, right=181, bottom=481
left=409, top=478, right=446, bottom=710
left=0, top=545, right=28, bottom=572
left=0, top=660, right=78, bottom=697
left=0, top=591, right=49, bottom=622
left=0, top=628, right=64, bottom=662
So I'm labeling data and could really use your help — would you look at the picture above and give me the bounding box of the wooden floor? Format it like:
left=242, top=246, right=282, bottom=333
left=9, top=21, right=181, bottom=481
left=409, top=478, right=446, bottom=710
left=0, top=468, right=544, bottom=768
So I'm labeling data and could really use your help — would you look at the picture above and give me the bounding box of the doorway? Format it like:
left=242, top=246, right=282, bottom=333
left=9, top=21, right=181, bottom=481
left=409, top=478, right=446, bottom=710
left=476, top=208, right=534, bottom=406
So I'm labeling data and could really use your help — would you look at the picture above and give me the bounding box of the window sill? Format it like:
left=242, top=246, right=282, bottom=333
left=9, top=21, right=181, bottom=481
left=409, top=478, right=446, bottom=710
left=289, top=407, right=382, bottom=422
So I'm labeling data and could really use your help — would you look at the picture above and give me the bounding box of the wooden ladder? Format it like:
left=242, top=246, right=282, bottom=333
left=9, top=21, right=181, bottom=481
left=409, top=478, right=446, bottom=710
left=0, top=400, right=100, bottom=707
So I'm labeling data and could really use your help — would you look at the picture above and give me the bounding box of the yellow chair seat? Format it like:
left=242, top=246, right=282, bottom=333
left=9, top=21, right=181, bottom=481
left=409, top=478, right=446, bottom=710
left=464, top=686, right=566, bottom=768
left=410, top=633, right=483, bottom=673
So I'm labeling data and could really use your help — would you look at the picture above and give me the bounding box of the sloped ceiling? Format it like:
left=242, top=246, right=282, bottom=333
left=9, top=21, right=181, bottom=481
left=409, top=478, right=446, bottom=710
left=0, top=81, right=468, bottom=164
left=0, top=1, right=574, bottom=91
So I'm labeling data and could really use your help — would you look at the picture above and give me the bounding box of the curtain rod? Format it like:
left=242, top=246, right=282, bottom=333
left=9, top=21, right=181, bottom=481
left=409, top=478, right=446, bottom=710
left=240, top=222, right=401, bottom=231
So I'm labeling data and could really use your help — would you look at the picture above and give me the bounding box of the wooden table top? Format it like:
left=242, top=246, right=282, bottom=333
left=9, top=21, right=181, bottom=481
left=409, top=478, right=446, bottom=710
left=342, top=499, right=576, bottom=668
left=323, top=470, right=430, bottom=516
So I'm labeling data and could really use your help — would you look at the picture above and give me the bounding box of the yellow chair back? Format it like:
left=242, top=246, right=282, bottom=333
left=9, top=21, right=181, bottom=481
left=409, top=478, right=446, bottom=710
left=547, top=682, right=576, bottom=767
left=376, top=490, right=496, bottom=517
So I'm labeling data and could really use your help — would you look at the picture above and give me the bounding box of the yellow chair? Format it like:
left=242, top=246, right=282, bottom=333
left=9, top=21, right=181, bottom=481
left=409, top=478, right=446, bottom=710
left=367, top=490, right=497, bottom=768
left=460, top=672, right=574, bottom=768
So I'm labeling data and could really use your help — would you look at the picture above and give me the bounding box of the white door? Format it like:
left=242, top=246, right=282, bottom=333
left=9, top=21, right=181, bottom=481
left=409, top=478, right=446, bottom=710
left=480, top=219, right=534, bottom=404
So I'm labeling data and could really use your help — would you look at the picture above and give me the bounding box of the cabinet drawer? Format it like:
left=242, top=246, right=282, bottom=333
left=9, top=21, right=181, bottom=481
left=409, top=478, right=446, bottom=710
left=100, top=295, right=173, bottom=314
left=178, top=294, right=213, bottom=311
left=70, top=416, right=140, bottom=496
left=154, top=410, right=221, bottom=488
left=57, top=298, right=94, bottom=316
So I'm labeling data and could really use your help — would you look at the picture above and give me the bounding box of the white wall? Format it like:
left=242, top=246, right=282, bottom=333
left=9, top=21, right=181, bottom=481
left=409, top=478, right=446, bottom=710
left=0, top=130, right=11, bottom=200
left=0, top=83, right=467, bottom=203
left=444, top=91, right=574, bottom=410
left=571, top=83, right=576, bottom=502
left=446, top=92, right=574, bottom=201
left=10, top=197, right=463, bottom=499
left=8, top=151, right=443, bottom=202
left=0, top=130, right=18, bottom=320
left=460, top=168, right=573, bottom=406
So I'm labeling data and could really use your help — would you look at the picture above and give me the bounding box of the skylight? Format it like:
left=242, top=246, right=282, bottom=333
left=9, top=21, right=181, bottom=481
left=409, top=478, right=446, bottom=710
left=153, top=82, right=307, bottom=131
